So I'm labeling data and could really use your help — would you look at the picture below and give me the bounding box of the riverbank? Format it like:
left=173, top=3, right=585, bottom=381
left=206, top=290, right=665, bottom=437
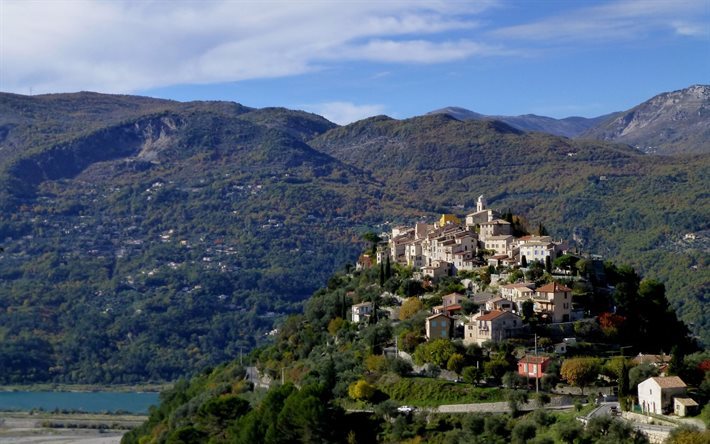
left=0, top=411, right=147, bottom=443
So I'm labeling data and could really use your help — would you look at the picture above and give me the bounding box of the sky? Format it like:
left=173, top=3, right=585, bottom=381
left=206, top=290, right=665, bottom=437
left=1, top=0, right=708, bottom=124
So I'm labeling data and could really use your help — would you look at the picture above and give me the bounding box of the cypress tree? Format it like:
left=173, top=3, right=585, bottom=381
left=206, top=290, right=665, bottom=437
left=385, top=256, right=392, bottom=280
left=379, top=262, right=385, bottom=287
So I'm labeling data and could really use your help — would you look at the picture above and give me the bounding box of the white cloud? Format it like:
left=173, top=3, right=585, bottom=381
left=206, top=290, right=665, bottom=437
left=302, top=102, right=386, bottom=125
left=0, top=0, right=500, bottom=94
left=492, top=0, right=708, bottom=42
left=337, top=39, right=510, bottom=63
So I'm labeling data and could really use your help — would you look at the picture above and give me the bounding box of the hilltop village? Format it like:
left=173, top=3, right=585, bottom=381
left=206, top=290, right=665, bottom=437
left=126, top=199, right=709, bottom=444
left=346, top=197, right=705, bottom=428
left=355, top=196, right=578, bottom=345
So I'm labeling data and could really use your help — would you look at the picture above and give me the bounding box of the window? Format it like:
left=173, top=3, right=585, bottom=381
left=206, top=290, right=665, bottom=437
left=431, top=321, right=437, bottom=327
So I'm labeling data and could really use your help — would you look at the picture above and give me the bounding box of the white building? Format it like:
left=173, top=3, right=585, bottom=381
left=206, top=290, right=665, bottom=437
left=351, top=302, right=373, bottom=323
left=638, top=376, right=688, bottom=415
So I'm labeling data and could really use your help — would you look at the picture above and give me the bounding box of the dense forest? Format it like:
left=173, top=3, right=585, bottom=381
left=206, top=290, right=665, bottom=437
left=122, top=258, right=709, bottom=443
left=0, top=92, right=707, bottom=384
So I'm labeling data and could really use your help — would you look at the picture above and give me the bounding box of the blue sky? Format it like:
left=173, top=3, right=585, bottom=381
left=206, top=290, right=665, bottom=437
left=2, top=0, right=708, bottom=124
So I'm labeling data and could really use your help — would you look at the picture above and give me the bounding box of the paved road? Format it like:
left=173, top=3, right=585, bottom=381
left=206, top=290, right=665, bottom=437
left=436, top=401, right=577, bottom=414
left=587, top=402, right=620, bottom=419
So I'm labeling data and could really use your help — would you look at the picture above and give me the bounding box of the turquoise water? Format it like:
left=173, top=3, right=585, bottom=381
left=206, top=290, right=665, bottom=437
left=0, top=391, right=160, bottom=414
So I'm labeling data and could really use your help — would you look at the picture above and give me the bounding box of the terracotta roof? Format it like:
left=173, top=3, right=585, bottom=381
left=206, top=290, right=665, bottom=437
left=536, top=282, right=572, bottom=293
left=476, top=310, right=509, bottom=321
left=519, top=355, right=551, bottom=364
left=650, top=376, right=687, bottom=389
left=632, top=354, right=671, bottom=365
left=674, top=397, right=698, bottom=407
left=443, top=304, right=463, bottom=311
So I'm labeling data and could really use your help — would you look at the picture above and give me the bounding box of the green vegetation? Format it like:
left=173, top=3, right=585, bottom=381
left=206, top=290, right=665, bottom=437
left=121, top=255, right=692, bottom=443
left=0, top=93, right=707, bottom=386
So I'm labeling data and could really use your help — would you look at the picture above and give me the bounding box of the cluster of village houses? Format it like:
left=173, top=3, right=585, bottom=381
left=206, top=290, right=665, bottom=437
left=350, top=196, right=701, bottom=417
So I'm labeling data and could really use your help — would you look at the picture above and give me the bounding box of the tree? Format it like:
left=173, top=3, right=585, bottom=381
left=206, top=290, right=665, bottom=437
left=507, top=390, right=529, bottom=417
left=534, top=392, right=551, bottom=409
left=560, top=357, right=601, bottom=395
left=447, top=353, right=465, bottom=375
left=462, top=366, right=483, bottom=386
left=511, top=420, right=536, bottom=444
left=521, top=299, right=535, bottom=323
left=348, top=379, right=376, bottom=401
left=385, top=256, right=392, bottom=280
left=361, top=232, right=381, bottom=254
left=545, top=256, right=552, bottom=274
left=412, top=339, right=457, bottom=367
left=399, top=297, right=424, bottom=320
left=379, top=262, right=385, bottom=287
left=556, top=419, right=583, bottom=444
left=666, top=425, right=710, bottom=444
left=538, top=222, right=548, bottom=236
left=484, top=356, right=511, bottom=383
left=521, top=255, right=528, bottom=268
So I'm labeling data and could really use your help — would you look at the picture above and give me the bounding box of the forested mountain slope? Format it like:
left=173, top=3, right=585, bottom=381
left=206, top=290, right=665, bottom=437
left=0, top=91, right=707, bottom=384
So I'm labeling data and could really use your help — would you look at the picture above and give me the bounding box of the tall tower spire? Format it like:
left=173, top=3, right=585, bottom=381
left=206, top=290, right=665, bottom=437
left=477, top=195, right=486, bottom=213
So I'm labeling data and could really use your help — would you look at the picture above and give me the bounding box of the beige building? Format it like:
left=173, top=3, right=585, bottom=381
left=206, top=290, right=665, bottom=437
left=534, top=282, right=572, bottom=323
left=464, top=310, right=522, bottom=346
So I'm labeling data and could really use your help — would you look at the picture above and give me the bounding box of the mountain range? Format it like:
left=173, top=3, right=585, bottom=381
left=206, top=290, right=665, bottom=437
left=0, top=86, right=707, bottom=383
left=429, top=84, right=709, bottom=155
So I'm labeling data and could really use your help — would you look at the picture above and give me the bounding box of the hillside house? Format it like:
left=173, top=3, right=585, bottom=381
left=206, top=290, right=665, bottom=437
left=351, top=302, right=373, bottom=323
left=638, top=376, right=688, bottom=415
left=485, top=297, right=514, bottom=312
left=483, top=235, right=514, bottom=256
left=632, top=353, right=672, bottom=376
left=442, top=292, right=466, bottom=307
left=426, top=313, right=453, bottom=340
left=464, top=310, right=523, bottom=346
left=517, top=355, right=551, bottom=379
left=479, top=219, right=512, bottom=241
left=422, top=260, right=452, bottom=280
left=433, top=304, right=463, bottom=317
left=534, top=282, right=572, bottom=323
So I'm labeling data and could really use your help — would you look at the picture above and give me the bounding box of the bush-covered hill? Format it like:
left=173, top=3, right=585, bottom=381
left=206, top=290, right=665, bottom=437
left=121, top=258, right=707, bottom=444
left=0, top=92, right=707, bottom=384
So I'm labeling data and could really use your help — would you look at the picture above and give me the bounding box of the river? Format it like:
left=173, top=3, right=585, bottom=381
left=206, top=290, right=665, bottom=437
left=0, top=391, right=159, bottom=414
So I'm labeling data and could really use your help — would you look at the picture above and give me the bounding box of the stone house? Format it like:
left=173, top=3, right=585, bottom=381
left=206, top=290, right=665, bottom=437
left=463, top=310, right=522, bottom=346
left=533, top=282, right=572, bottom=323
left=426, top=313, right=453, bottom=340
left=638, top=376, right=688, bottom=415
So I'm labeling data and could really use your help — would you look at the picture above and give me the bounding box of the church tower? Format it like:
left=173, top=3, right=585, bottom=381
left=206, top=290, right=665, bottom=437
left=476, top=195, right=486, bottom=213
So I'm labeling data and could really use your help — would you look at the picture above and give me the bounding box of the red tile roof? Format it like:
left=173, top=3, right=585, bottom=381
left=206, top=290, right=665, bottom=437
left=518, top=355, right=551, bottom=364
left=536, top=282, right=572, bottom=293
left=650, top=376, right=687, bottom=389
left=476, top=310, right=509, bottom=321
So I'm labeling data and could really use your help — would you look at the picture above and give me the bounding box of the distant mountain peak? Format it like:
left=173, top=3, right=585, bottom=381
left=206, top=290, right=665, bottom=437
left=427, top=107, right=611, bottom=138
left=581, top=84, right=710, bottom=154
